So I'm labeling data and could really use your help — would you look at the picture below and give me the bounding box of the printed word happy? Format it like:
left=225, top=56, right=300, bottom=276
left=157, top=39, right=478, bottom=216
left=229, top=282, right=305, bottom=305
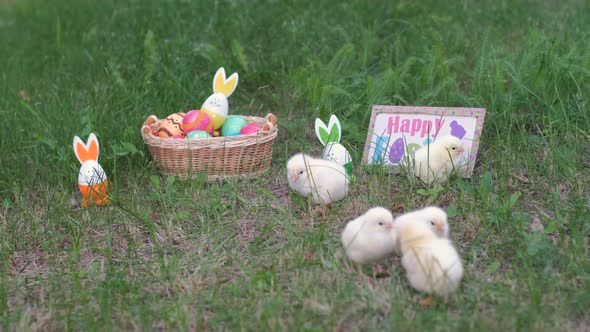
left=387, top=116, right=445, bottom=138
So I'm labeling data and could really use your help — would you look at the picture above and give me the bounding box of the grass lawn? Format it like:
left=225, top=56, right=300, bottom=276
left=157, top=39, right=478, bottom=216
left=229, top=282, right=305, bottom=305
left=1, top=0, right=589, bottom=330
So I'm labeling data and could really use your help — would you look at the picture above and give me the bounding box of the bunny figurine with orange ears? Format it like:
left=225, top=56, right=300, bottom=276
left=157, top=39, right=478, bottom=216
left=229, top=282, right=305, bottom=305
left=73, top=133, right=109, bottom=207
left=315, top=114, right=353, bottom=176
left=200, top=67, right=239, bottom=134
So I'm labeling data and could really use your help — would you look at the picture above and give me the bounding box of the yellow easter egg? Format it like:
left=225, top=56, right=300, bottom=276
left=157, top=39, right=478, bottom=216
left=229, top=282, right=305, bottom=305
left=201, top=108, right=227, bottom=130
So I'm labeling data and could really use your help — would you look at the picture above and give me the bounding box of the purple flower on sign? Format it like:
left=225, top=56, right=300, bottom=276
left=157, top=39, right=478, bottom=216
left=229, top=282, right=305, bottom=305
left=450, top=120, right=466, bottom=139
left=388, top=138, right=405, bottom=164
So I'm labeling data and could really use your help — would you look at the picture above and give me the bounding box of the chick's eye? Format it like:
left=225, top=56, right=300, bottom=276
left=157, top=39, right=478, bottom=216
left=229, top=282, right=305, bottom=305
left=451, top=147, right=456, bottom=150
left=378, top=222, right=383, bottom=226
left=298, top=170, right=304, bottom=175
left=430, top=221, right=435, bottom=225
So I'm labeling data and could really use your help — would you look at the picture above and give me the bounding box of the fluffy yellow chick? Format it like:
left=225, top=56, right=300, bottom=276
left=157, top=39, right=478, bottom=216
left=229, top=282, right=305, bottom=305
left=286, top=153, right=349, bottom=204
left=341, top=207, right=396, bottom=265
left=392, top=206, right=449, bottom=254
left=413, top=135, right=465, bottom=184
left=399, top=222, right=463, bottom=296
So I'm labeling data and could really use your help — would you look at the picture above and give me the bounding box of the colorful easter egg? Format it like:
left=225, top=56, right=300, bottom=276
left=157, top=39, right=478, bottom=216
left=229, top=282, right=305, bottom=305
left=186, top=130, right=211, bottom=139
left=221, top=116, right=248, bottom=136
left=156, top=113, right=185, bottom=138
left=182, top=110, right=214, bottom=135
left=388, top=137, right=405, bottom=164
left=407, top=143, right=421, bottom=155
left=240, top=123, right=261, bottom=135
left=201, top=107, right=227, bottom=130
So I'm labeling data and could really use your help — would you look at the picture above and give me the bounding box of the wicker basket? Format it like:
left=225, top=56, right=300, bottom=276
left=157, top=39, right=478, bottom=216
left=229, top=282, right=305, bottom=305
left=141, top=114, right=278, bottom=181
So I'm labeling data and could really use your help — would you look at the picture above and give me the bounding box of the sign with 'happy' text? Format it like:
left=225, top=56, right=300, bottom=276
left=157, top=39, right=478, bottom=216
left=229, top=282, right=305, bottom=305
left=362, top=105, right=486, bottom=177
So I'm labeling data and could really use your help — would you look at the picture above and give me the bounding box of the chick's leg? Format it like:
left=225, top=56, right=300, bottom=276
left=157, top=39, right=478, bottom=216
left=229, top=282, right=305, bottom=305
left=419, top=295, right=435, bottom=307
left=373, top=264, right=390, bottom=278
left=310, top=204, right=330, bottom=218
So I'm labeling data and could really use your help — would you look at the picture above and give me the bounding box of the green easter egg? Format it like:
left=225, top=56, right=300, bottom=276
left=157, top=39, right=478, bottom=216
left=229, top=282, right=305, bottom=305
left=186, top=130, right=211, bottom=139
left=221, top=116, right=248, bottom=136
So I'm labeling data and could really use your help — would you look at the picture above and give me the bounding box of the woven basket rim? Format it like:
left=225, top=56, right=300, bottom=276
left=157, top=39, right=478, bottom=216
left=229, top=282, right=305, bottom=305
left=141, top=114, right=278, bottom=181
left=141, top=115, right=278, bottom=149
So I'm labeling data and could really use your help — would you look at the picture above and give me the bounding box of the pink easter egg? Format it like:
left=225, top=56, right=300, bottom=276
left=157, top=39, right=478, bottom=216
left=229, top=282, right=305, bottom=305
left=182, top=110, right=214, bottom=135
left=240, top=123, right=261, bottom=135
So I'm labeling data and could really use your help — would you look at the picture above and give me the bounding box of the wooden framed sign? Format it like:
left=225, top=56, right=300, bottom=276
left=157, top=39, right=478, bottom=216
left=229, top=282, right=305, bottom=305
left=362, top=105, right=486, bottom=177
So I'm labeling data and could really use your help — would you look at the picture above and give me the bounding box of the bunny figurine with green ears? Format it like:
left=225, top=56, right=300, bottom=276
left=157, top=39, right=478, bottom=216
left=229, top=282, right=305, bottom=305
left=314, top=114, right=353, bottom=176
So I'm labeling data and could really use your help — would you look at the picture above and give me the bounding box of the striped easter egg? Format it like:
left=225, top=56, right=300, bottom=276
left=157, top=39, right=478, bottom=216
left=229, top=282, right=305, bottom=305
left=156, top=112, right=185, bottom=138
left=182, top=110, right=214, bottom=135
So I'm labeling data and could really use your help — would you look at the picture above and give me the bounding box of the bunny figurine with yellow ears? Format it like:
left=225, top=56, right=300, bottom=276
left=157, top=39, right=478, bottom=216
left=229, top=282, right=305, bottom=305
left=73, top=133, right=109, bottom=207
left=200, top=67, right=239, bottom=134
left=315, top=114, right=353, bottom=176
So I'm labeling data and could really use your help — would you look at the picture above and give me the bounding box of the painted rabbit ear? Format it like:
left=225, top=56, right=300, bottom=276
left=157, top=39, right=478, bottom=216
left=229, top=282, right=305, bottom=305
left=315, top=115, right=342, bottom=146
left=314, top=118, right=329, bottom=146
left=212, top=67, right=239, bottom=97
left=327, top=115, right=342, bottom=143
left=73, top=133, right=100, bottom=164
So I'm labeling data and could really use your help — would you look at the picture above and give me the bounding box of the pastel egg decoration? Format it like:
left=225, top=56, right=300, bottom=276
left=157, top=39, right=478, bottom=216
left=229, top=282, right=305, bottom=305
left=406, top=143, right=422, bottom=156
left=182, top=110, right=214, bottom=135
left=201, top=109, right=227, bottom=131
left=221, top=116, right=248, bottom=136
left=156, top=112, right=185, bottom=138
left=186, top=130, right=211, bottom=139
left=388, top=137, right=405, bottom=164
left=240, top=123, right=261, bottom=135
left=201, top=67, right=239, bottom=130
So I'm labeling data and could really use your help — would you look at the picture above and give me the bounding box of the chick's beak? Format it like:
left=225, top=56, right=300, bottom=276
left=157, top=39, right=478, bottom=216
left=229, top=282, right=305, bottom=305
left=385, top=223, right=394, bottom=231
left=436, top=224, right=445, bottom=233
left=457, top=146, right=465, bottom=153
left=290, top=171, right=299, bottom=183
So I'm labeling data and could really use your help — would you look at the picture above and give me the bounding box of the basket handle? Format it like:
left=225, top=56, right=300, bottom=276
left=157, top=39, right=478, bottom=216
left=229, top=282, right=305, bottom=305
left=141, top=125, right=152, bottom=136
left=141, top=115, right=160, bottom=137
left=261, top=113, right=277, bottom=132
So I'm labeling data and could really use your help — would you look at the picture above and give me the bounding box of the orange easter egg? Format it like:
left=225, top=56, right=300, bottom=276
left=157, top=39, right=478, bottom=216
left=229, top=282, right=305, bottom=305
left=156, top=113, right=185, bottom=138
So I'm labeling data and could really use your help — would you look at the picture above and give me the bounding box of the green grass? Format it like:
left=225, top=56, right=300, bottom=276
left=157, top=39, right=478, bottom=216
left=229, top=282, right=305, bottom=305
left=1, top=0, right=589, bottom=330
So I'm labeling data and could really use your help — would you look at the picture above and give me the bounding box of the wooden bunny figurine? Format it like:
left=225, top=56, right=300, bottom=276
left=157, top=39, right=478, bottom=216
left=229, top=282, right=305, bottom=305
left=73, top=133, right=109, bottom=207
left=201, top=67, right=239, bottom=133
left=314, top=114, right=353, bottom=176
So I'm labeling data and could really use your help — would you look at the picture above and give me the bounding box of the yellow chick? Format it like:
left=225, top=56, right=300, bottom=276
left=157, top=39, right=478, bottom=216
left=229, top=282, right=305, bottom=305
left=392, top=206, right=449, bottom=254
left=413, top=135, right=465, bottom=184
left=341, top=207, right=396, bottom=265
left=286, top=153, right=349, bottom=205
left=399, top=222, right=463, bottom=296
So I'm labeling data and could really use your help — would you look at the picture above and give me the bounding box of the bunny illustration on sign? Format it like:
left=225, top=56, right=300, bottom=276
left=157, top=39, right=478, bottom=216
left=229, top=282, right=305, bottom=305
left=314, top=114, right=353, bottom=176
left=73, top=133, right=109, bottom=207
left=201, top=67, right=239, bottom=133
